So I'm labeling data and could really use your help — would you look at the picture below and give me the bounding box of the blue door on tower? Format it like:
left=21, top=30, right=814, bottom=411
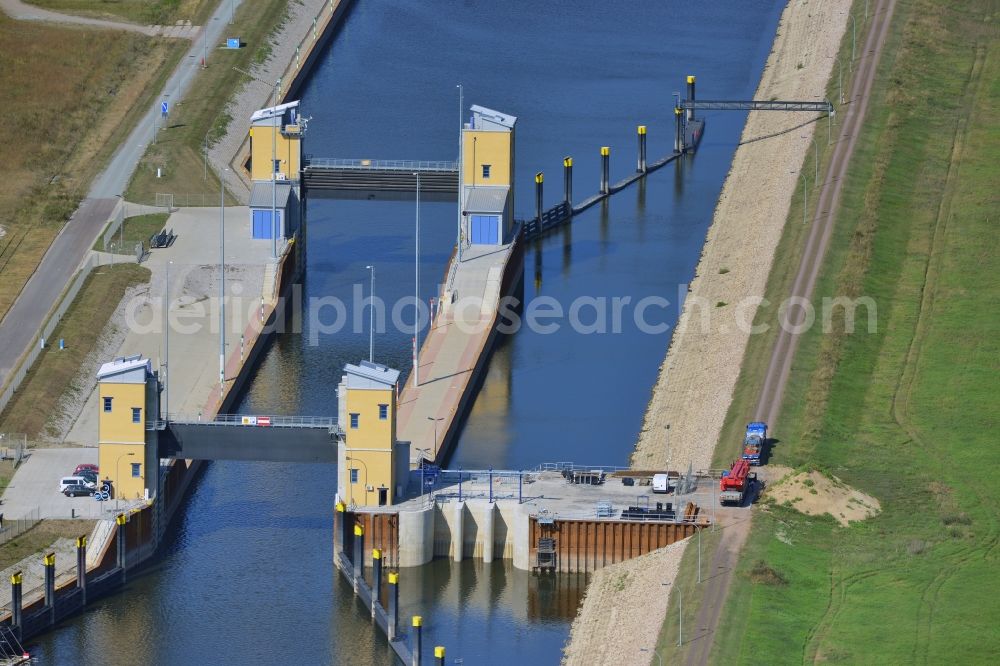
left=252, top=210, right=282, bottom=239
left=470, top=215, right=499, bottom=244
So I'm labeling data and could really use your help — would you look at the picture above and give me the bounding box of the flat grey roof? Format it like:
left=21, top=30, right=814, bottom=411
left=470, top=105, right=516, bottom=130
left=97, top=354, right=150, bottom=383
left=249, top=182, right=292, bottom=209
left=250, top=100, right=299, bottom=123
left=463, top=186, right=509, bottom=214
left=344, top=360, right=400, bottom=389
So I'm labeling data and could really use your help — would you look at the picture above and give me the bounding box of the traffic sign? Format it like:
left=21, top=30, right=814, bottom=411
left=226, top=38, right=241, bottom=49
left=257, top=416, right=272, bottom=427
left=161, top=101, right=169, bottom=118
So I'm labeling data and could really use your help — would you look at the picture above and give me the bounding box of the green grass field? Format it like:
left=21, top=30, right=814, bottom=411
left=92, top=213, right=169, bottom=252
left=654, top=0, right=999, bottom=662
left=0, top=520, right=97, bottom=571
left=0, top=264, right=150, bottom=440
left=25, top=0, right=215, bottom=25
left=126, top=0, right=290, bottom=205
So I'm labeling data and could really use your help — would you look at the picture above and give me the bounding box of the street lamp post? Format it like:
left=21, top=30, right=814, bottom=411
left=365, top=265, right=375, bottom=362
left=677, top=589, right=683, bottom=647
left=416, top=446, right=431, bottom=505
left=427, top=416, right=444, bottom=450
left=836, top=55, right=844, bottom=105
left=802, top=134, right=818, bottom=183
left=165, top=260, right=171, bottom=419
left=698, top=527, right=702, bottom=583
left=219, top=166, right=228, bottom=387
left=115, top=452, right=135, bottom=511
left=850, top=13, right=857, bottom=68
left=413, top=172, right=420, bottom=386
left=456, top=84, right=463, bottom=262
left=232, top=67, right=280, bottom=259
left=346, top=457, right=369, bottom=506
left=792, top=170, right=807, bottom=225
left=119, top=194, right=125, bottom=251
left=271, top=79, right=280, bottom=260
left=802, top=171, right=808, bottom=225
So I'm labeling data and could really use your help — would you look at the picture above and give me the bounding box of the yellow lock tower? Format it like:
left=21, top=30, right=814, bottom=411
left=462, top=105, right=517, bottom=246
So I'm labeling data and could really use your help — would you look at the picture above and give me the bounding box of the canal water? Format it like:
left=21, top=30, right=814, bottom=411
left=31, top=1, right=782, bottom=663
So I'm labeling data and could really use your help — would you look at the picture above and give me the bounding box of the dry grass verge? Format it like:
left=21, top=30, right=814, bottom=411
left=0, top=16, right=185, bottom=320
left=0, top=520, right=95, bottom=571
left=24, top=0, right=214, bottom=25
left=0, top=264, right=150, bottom=440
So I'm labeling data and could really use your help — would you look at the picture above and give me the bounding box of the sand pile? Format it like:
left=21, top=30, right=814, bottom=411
left=767, top=469, right=880, bottom=526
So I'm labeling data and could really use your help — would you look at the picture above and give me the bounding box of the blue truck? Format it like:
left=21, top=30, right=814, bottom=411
left=741, top=422, right=767, bottom=466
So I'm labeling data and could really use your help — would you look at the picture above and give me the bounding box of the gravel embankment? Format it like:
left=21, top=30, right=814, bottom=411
left=562, top=542, right=686, bottom=665
left=210, top=0, right=333, bottom=201
left=565, top=1, right=850, bottom=661
left=631, top=0, right=850, bottom=472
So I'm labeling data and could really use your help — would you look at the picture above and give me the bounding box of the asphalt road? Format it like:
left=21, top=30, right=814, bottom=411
left=685, top=0, right=899, bottom=663
left=0, top=0, right=246, bottom=388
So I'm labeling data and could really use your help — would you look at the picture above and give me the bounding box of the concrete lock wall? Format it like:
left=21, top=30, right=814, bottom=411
left=395, top=500, right=526, bottom=569
left=397, top=504, right=435, bottom=567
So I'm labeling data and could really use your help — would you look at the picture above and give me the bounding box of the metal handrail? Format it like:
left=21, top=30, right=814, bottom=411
left=149, top=413, right=339, bottom=429
left=303, top=157, right=458, bottom=172
left=680, top=99, right=834, bottom=113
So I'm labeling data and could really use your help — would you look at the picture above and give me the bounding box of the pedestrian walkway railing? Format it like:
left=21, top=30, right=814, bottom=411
left=0, top=508, right=40, bottom=548
left=149, top=413, right=339, bottom=430
left=535, top=462, right=633, bottom=474
left=304, top=157, right=458, bottom=172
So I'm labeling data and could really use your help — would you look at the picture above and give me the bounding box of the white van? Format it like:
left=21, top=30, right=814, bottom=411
left=652, top=474, right=670, bottom=494
left=59, top=476, right=94, bottom=492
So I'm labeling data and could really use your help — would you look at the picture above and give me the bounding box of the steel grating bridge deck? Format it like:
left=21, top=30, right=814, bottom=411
left=151, top=414, right=341, bottom=463
left=302, top=158, right=459, bottom=194
left=680, top=99, right=835, bottom=113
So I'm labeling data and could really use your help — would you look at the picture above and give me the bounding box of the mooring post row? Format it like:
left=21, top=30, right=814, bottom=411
left=637, top=125, right=647, bottom=173
left=388, top=571, right=399, bottom=642
left=600, top=146, right=610, bottom=195
left=411, top=615, right=423, bottom=666
left=563, top=156, right=573, bottom=206
left=534, top=172, right=544, bottom=224
left=372, top=548, right=382, bottom=617
left=353, top=523, right=364, bottom=591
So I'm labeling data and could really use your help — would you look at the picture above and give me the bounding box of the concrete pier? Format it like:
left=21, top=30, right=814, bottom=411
left=339, top=470, right=713, bottom=573
left=395, top=239, right=524, bottom=467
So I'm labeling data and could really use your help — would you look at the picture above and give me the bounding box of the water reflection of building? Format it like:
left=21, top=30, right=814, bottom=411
left=398, top=559, right=588, bottom=625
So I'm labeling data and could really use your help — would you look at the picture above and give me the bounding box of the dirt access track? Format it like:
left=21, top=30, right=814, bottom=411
left=685, top=1, right=899, bottom=664
left=0, top=0, right=199, bottom=36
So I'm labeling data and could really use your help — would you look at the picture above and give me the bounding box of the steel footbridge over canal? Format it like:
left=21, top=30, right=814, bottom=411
left=149, top=414, right=340, bottom=464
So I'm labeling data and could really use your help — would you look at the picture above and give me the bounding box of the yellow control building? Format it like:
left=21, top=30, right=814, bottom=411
left=96, top=355, right=160, bottom=502
left=462, top=105, right=517, bottom=246
left=336, top=361, right=409, bottom=508
left=249, top=100, right=303, bottom=182
left=247, top=100, right=304, bottom=241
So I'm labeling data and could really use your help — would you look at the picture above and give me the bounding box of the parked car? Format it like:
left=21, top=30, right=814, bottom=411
left=63, top=484, right=95, bottom=497
left=77, top=470, right=98, bottom=484
left=59, top=476, right=95, bottom=492
left=74, top=464, right=99, bottom=476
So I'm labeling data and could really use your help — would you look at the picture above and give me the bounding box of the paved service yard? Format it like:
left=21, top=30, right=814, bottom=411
left=0, top=448, right=118, bottom=520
